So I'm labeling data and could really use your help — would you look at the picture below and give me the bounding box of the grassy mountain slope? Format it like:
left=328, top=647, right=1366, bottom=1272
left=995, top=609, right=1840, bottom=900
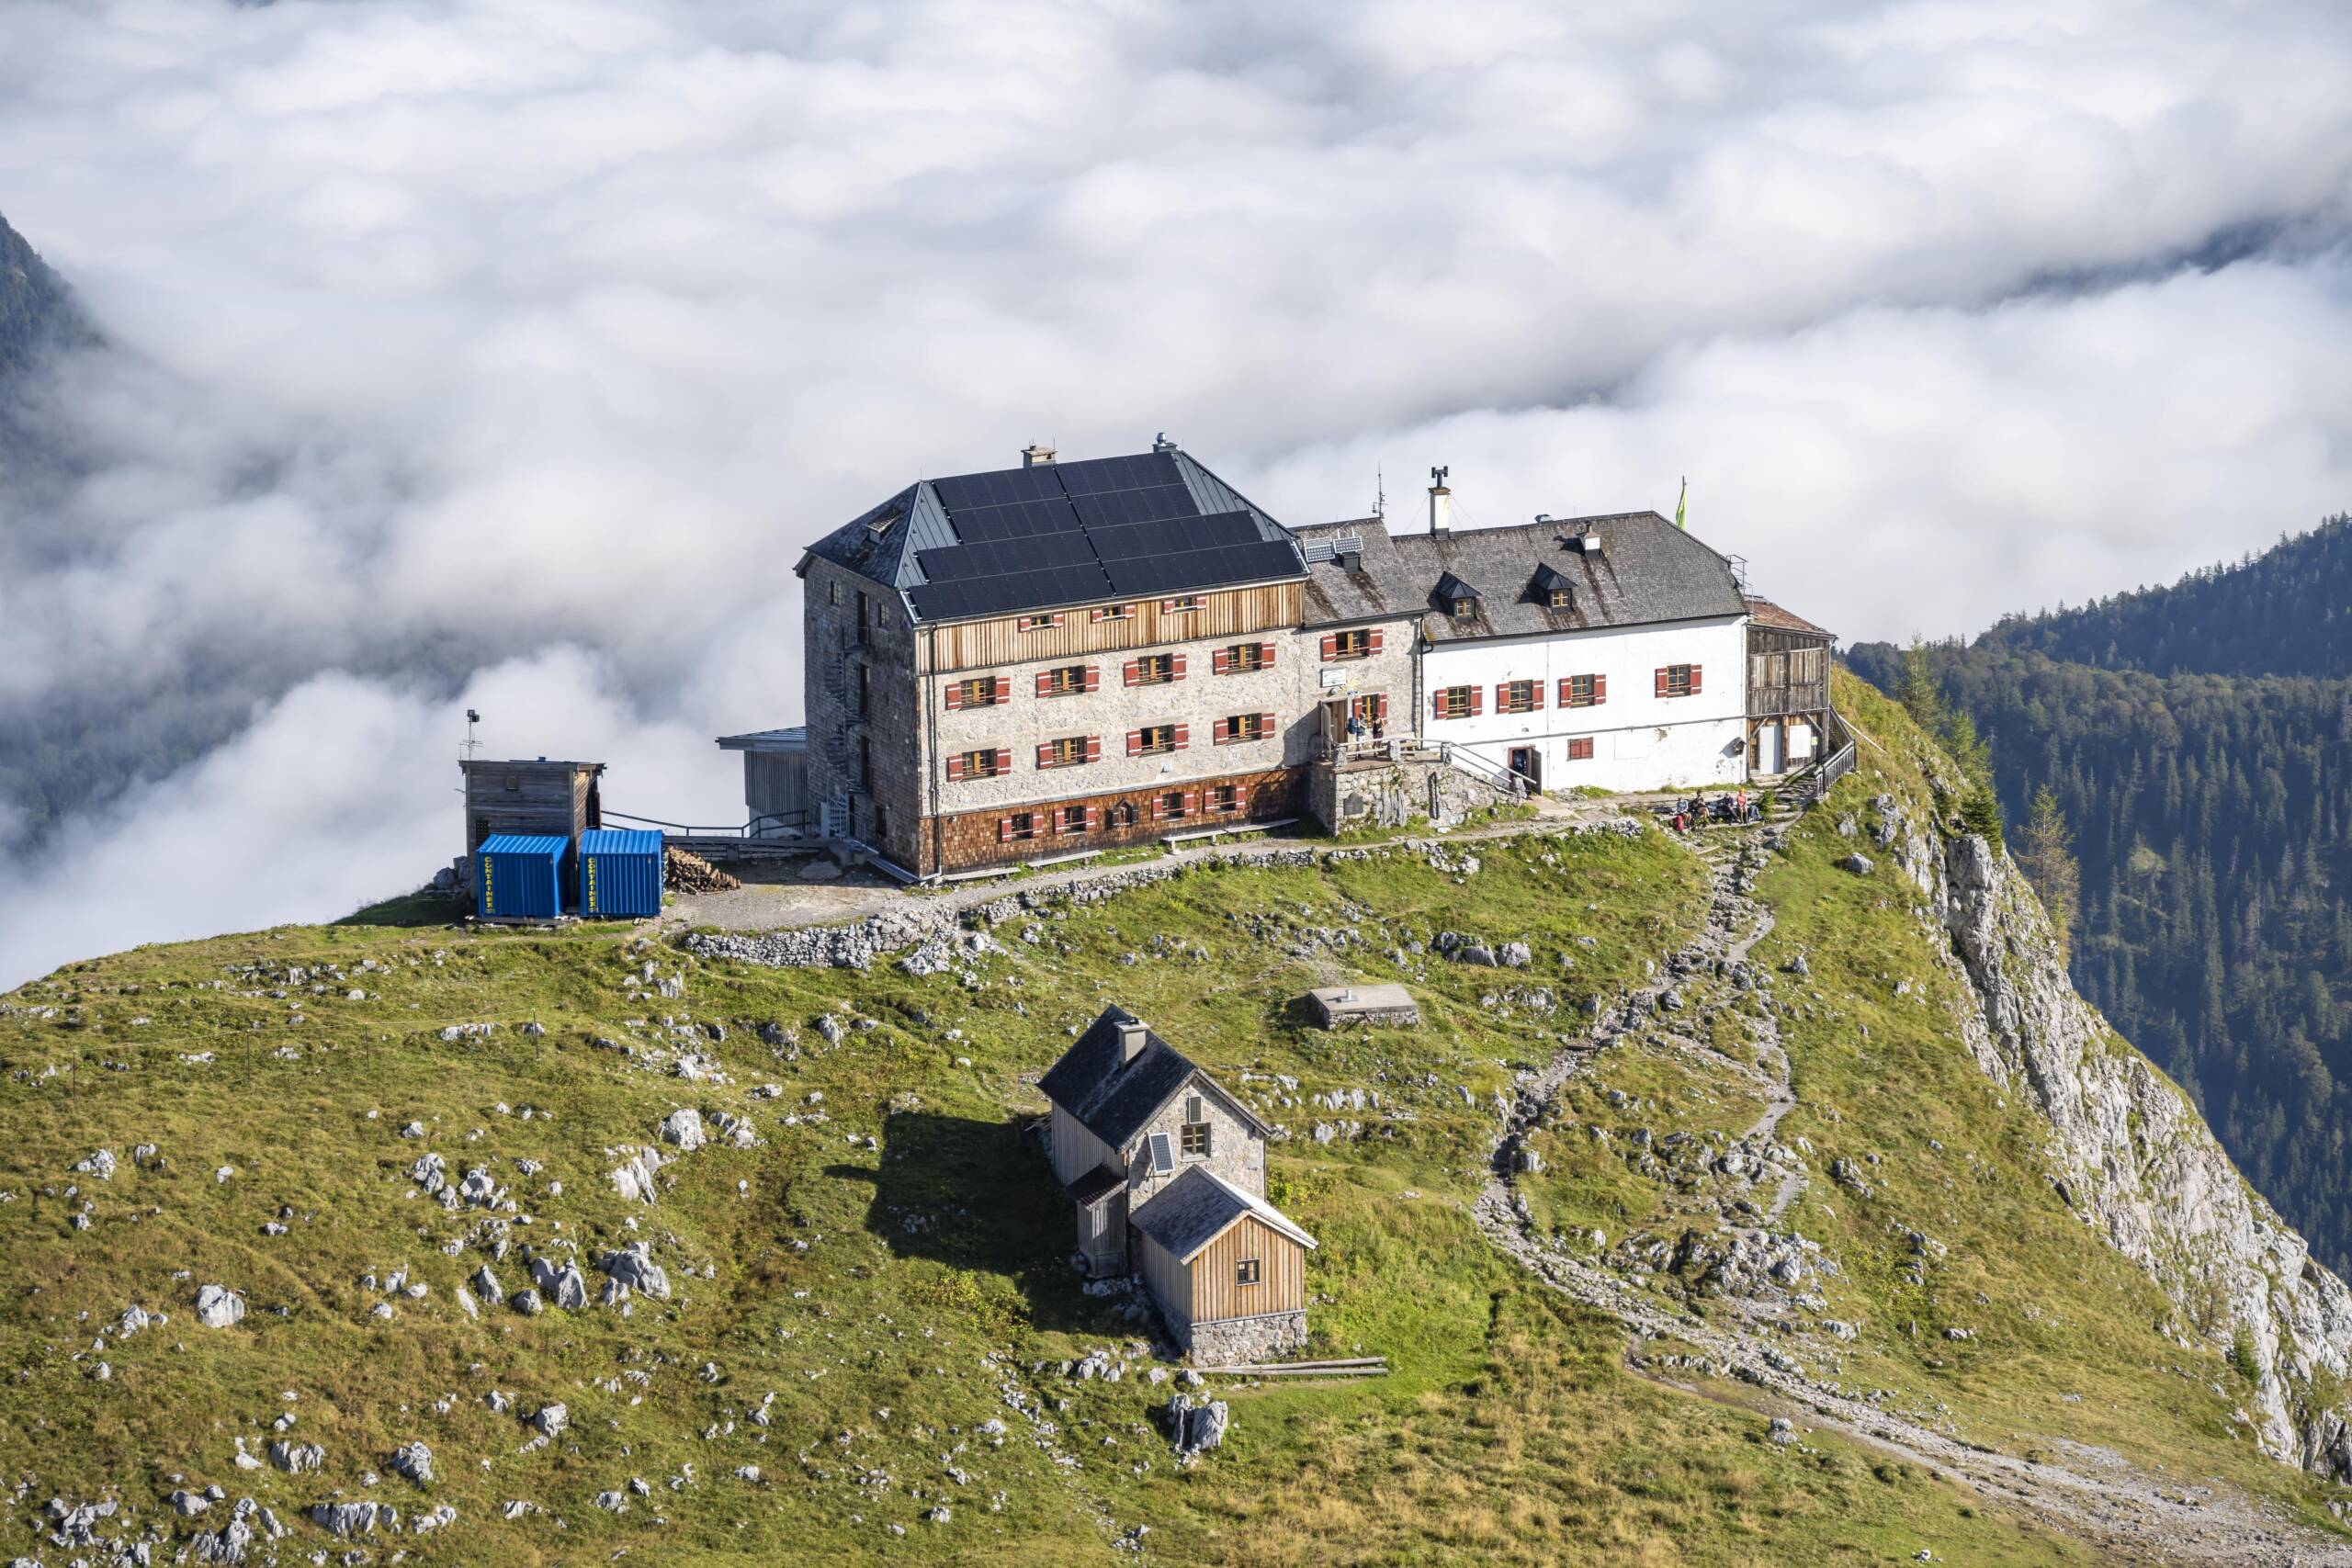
left=3, top=677, right=2346, bottom=1562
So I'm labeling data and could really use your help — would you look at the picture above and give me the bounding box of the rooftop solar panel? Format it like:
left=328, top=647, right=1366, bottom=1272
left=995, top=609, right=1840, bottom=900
left=907, top=454, right=1297, bottom=621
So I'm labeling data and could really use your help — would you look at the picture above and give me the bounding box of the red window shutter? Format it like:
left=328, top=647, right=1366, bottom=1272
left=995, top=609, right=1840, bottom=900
left=1170, top=654, right=1186, bottom=681
left=1124, top=660, right=1140, bottom=687
left=1689, top=665, right=1702, bottom=694
left=1532, top=682, right=1545, bottom=710
left=1150, top=794, right=1164, bottom=821
left=1376, top=694, right=1390, bottom=722
left=944, top=682, right=963, bottom=710
left=1319, top=634, right=1337, bottom=661
left=1085, top=736, right=1101, bottom=762
left=1035, top=671, right=1051, bottom=697
left=1593, top=673, right=1607, bottom=705
left=1126, top=730, right=1143, bottom=758
left=1213, top=649, right=1230, bottom=675
left=1261, top=641, right=1276, bottom=667
left=1160, top=598, right=1176, bottom=614
left=1369, top=630, right=1384, bottom=655
left=1213, top=717, right=1229, bottom=744
left=1259, top=712, right=1274, bottom=738
left=1087, top=806, right=1102, bottom=830
left=989, top=677, right=1006, bottom=705
left=1036, top=743, right=1053, bottom=769
left=1172, top=724, right=1189, bottom=750
left=947, top=754, right=965, bottom=781
left=997, top=817, right=1013, bottom=842
left=1432, top=693, right=1445, bottom=720
left=1494, top=682, right=1508, bottom=711
left=995, top=749, right=1011, bottom=774
left=1470, top=687, right=1484, bottom=715
left=1655, top=667, right=1669, bottom=698
left=1184, top=791, right=1199, bottom=816
left=1083, top=665, right=1100, bottom=693
left=1557, top=678, right=1572, bottom=708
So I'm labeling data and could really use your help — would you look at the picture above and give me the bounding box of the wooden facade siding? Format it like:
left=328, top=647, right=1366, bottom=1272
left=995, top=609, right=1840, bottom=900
left=927, top=764, right=1303, bottom=874
left=1745, top=626, right=1831, bottom=719
left=1048, top=1104, right=1122, bottom=1189
left=460, top=761, right=602, bottom=856
left=1136, top=1230, right=1190, bottom=1330
left=920, top=583, right=1304, bottom=675
left=1189, top=1214, right=1306, bottom=1323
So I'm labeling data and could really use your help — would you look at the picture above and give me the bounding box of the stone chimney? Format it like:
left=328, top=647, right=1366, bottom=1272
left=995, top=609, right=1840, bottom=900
left=1429, top=466, right=1452, bottom=536
left=1022, top=443, right=1057, bottom=468
left=1117, top=1018, right=1148, bottom=1065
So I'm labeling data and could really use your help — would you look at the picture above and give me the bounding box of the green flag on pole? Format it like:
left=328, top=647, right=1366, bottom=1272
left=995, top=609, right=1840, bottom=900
left=1674, top=476, right=1688, bottom=531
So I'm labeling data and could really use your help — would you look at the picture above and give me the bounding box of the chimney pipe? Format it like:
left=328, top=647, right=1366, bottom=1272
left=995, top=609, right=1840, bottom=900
left=1428, top=465, right=1452, bottom=536
left=1022, top=443, right=1057, bottom=468
left=1117, top=1019, right=1148, bottom=1064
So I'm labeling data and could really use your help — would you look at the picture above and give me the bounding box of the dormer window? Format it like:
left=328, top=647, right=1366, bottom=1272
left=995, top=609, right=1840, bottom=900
left=1434, top=571, right=1480, bottom=623
left=1532, top=564, right=1577, bottom=610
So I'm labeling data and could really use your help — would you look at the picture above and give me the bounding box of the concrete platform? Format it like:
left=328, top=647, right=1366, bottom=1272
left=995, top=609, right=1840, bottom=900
left=1306, top=984, right=1420, bottom=1028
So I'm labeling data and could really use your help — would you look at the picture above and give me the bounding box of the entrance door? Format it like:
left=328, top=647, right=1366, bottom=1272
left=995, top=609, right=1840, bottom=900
left=1508, top=746, right=1542, bottom=792
left=1757, top=722, right=1783, bottom=776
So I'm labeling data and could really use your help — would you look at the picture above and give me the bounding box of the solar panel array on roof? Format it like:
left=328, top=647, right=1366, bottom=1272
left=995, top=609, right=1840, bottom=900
left=904, top=452, right=1305, bottom=622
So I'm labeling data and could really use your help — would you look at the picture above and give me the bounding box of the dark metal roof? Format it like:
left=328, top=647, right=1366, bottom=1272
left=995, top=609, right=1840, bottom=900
left=716, top=727, right=805, bottom=753
left=799, top=447, right=1304, bottom=625
left=1129, top=1167, right=1317, bottom=1262
left=1069, top=1164, right=1126, bottom=1207
left=1036, top=1005, right=1272, bottom=1150
left=1293, top=511, right=1747, bottom=639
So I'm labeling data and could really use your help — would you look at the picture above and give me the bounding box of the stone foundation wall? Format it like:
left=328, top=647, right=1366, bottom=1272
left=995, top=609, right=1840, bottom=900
left=1309, top=754, right=1520, bottom=832
left=1184, top=1310, right=1307, bottom=1365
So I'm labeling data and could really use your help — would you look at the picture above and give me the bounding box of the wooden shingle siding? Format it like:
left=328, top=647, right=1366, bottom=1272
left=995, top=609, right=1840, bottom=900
left=919, top=583, right=1303, bottom=674
left=1190, top=1215, right=1306, bottom=1322
left=926, top=764, right=1303, bottom=874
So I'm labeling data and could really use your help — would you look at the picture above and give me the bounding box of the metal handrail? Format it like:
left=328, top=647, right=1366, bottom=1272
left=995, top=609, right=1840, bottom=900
left=600, top=807, right=813, bottom=837
left=1435, top=741, right=1526, bottom=796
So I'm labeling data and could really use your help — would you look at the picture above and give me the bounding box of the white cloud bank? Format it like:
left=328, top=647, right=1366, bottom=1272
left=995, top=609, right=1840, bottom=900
left=2, top=0, right=2349, bottom=982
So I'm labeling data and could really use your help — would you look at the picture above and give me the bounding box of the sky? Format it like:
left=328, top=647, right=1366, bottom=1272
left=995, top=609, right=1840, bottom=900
left=2, top=0, right=2350, bottom=984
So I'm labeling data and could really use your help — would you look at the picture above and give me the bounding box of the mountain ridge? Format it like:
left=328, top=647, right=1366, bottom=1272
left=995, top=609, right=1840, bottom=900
left=5, top=670, right=2352, bottom=1562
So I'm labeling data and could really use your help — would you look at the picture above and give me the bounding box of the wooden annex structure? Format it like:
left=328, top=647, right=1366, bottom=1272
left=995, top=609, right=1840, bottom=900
left=1742, top=597, right=1834, bottom=777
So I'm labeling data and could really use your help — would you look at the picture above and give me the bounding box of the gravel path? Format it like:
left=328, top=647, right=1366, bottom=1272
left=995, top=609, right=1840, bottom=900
left=1474, top=818, right=2352, bottom=1566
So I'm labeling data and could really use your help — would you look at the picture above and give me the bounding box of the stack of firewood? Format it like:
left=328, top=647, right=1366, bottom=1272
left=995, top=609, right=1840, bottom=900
left=664, top=847, right=741, bottom=894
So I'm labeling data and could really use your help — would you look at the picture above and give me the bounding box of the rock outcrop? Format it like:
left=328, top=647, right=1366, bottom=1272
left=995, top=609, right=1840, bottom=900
left=1888, top=786, right=2352, bottom=1481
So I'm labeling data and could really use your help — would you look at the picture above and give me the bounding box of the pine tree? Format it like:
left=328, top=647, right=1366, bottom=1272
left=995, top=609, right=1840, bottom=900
left=2017, top=785, right=2081, bottom=964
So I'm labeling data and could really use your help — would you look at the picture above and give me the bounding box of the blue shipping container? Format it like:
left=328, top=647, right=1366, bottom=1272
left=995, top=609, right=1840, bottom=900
left=578, top=829, right=665, bottom=919
left=477, top=833, right=569, bottom=920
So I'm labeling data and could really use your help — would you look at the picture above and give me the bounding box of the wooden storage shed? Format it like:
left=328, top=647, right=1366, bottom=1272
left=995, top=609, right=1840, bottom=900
left=1130, top=1167, right=1316, bottom=1362
left=461, top=759, right=604, bottom=858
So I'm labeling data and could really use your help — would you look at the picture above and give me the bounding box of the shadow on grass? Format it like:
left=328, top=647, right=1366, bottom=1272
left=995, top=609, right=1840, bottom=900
left=827, top=1109, right=1125, bottom=1336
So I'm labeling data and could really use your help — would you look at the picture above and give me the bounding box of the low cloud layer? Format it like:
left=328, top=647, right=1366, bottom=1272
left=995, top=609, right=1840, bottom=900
left=3, top=0, right=2349, bottom=983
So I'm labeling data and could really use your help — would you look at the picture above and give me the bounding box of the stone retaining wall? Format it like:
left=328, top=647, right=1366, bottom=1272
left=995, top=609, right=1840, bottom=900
left=1185, top=1310, right=1307, bottom=1364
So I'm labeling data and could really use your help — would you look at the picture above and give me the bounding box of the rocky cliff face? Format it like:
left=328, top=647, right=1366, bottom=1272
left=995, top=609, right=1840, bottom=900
left=1864, top=780, right=2352, bottom=1480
